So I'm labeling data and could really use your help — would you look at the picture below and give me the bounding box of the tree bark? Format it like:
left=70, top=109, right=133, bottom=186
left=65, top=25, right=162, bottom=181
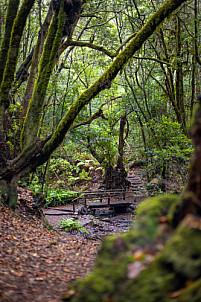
left=0, top=0, right=20, bottom=85
left=0, top=0, right=35, bottom=131
left=173, top=95, right=201, bottom=226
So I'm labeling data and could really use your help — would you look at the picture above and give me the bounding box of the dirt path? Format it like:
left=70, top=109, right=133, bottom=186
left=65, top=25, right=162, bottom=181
left=0, top=205, right=100, bottom=302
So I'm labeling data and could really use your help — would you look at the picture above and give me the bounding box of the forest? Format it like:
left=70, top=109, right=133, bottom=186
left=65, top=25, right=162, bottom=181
left=0, top=0, right=201, bottom=301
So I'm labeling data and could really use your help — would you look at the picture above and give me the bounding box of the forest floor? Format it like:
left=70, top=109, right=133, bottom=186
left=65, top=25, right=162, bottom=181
left=0, top=186, right=137, bottom=302
left=0, top=203, right=101, bottom=302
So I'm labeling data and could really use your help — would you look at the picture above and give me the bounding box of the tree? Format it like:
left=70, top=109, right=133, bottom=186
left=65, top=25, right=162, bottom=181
left=0, top=0, right=187, bottom=208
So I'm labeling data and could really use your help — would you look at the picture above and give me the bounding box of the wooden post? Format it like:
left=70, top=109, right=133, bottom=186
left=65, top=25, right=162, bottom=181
left=108, top=193, right=110, bottom=205
left=123, top=191, right=125, bottom=200
left=84, top=195, right=87, bottom=207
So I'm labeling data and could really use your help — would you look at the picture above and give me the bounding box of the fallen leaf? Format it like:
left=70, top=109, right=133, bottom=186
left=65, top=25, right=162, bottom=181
left=158, top=216, right=169, bottom=223
left=133, top=249, right=145, bottom=261
left=127, top=261, right=145, bottom=279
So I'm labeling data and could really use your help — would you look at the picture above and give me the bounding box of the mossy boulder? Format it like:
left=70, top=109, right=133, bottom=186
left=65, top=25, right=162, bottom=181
left=62, top=194, right=201, bottom=302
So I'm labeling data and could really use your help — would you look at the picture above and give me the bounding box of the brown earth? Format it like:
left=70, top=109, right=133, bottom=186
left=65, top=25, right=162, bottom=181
left=0, top=204, right=101, bottom=302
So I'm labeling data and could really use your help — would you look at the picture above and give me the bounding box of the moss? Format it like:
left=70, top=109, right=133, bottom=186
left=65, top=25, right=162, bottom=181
left=65, top=194, right=201, bottom=302
left=21, top=0, right=66, bottom=149
left=0, top=178, right=18, bottom=209
left=128, top=194, right=179, bottom=242
left=0, top=0, right=35, bottom=109
left=177, top=278, right=201, bottom=302
left=0, top=0, right=20, bottom=84
left=160, top=221, right=201, bottom=280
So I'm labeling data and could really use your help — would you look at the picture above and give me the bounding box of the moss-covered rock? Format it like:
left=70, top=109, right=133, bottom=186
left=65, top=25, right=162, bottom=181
left=62, top=194, right=201, bottom=302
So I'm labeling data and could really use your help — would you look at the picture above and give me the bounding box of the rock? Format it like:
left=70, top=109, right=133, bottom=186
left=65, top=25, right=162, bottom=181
left=101, top=217, right=111, bottom=222
left=150, top=178, right=160, bottom=184
left=87, top=218, right=102, bottom=228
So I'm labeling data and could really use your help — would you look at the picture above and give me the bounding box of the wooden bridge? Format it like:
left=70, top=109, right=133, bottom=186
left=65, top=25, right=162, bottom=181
left=70, top=189, right=135, bottom=214
left=44, top=171, right=148, bottom=215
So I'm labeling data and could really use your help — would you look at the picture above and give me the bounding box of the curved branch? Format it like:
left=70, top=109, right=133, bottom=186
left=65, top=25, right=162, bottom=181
left=71, top=108, right=108, bottom=130
left=133, top=55, right=173, bottom=66
left=68, top=40, right=115, bottom=58
left=41, top=0, right=186, bottom=159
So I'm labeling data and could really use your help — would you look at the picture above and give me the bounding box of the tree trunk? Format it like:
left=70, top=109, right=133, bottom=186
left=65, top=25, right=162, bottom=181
left=0, top=0, right=20, bottom=85
left=103, top=115, right=130, bottom=190
left=0, top=177, right=18, bottom=209
left=173, top=95, right=201, bottom=226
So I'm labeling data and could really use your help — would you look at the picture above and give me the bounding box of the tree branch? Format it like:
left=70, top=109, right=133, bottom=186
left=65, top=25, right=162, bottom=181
left=71, top=108, right=108, bottom=130
left=67, top=40, right=115, bottom=58
left=133, top=55, right=173, bottom=66
left=1, top=0, right=187, bottom=178
left=41, top=0, right=187, bottom=160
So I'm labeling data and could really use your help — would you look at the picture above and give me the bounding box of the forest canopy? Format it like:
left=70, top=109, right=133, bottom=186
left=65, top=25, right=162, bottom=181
left=0, top=0, right=199, bottom=208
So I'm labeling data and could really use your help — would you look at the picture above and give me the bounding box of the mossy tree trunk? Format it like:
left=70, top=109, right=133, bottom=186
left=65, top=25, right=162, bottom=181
left=175, top=16, right=186, bottom=134
left=0, top=0, right=20, bottom=85
left=173, top=95, right=201, bottom=226
left=103, top=115, right=130, bottom=190
left=0, top=0, right=187, bottom=208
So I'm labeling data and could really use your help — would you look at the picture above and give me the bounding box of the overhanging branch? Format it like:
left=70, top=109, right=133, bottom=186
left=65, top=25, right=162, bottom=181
left=41, top=0, right=187, bottom=160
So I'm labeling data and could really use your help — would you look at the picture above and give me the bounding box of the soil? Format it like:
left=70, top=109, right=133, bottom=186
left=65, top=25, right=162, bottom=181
left=0, top=204, right=101, bottom=302
left=0, top=203, right=135, bottom=302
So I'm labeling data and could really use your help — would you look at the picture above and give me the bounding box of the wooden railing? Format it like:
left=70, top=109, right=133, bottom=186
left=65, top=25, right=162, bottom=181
left=70, top=189, right=135, bottom=212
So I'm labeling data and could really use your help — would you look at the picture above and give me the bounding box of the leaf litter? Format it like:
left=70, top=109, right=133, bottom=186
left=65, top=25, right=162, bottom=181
left=0, top=202, right=100, bottom=302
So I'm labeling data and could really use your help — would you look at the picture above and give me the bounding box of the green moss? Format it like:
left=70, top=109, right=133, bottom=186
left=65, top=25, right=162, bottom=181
left=160, top=221, right=201, bottom=280
left=65, top=192, right=201, bottom=302
left=0, top=0, right=20, bottom=84
left=0, top=0, right=35, bottom=108
left=128, top=194, right=179, bottom=242
left=137, top=194, right=179, bottom=218
left=0, top=178, right=18, bottom=209
left=21, top=0, right=66, bottom=149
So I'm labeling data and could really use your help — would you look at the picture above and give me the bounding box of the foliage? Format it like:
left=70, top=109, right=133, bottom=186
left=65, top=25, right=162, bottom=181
left=59, top=218, right=88, bottom=234
left=45, top=188, right=77, bottom=208
left=145, top=117, right=194, bottom=181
